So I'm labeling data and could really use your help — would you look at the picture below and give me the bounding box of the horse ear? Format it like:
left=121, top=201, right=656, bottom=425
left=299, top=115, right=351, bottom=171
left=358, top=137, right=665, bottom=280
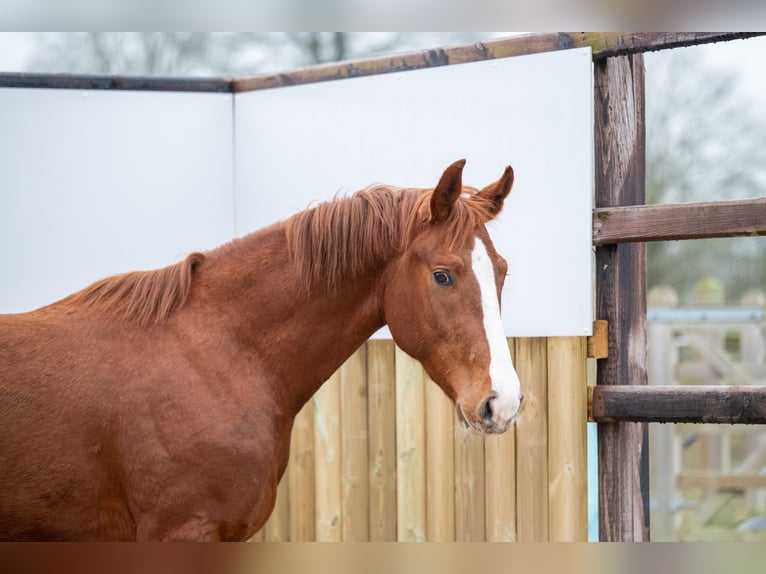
left=477, top=165, right=514, bottom=218
left=430, top=159, right=466, bottom=223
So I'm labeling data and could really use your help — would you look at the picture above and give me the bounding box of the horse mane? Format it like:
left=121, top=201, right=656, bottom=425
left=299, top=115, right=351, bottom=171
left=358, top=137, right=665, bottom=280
left=67, top=252, right=204, bottom=326
left=285, top=184, right=496, bottom=292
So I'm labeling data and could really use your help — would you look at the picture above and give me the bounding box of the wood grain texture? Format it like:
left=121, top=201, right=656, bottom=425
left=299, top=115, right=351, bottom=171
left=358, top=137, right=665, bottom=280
left=231, top=33, right=761, bottom=92
left=313, top=371, right=342, bottom=541
left=2, top=35, right=759, bottom=94
left=594, top=53, right=650, bottom=542
left=514, top=337, right=549, bottom=541
left=590, top=385, right=766, bottom=424
left=547, top=337, right=588, bottom=541
left=0, top=72, right=233, bottom=92
left=425, top=377, right=456, bottom=541
left=484, top=338, right=518, bottom=541
left=263, top=471, right=290, bottom=541
left=587, top=320, right=609, bottom=359
left=454, top=424, right=486, bottom=541
left=395, top=345, right=426, bottom=541
left=288, top=399, right=315, bottom=541
left=593, top=198, right=766, bottom=245
left=340, top=347, right=369, bottom=540
left=366, top=340, right=397, bottom=541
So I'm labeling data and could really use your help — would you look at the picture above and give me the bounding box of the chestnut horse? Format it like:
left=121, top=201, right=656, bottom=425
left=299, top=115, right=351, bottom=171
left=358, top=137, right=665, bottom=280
left=0, top=160, right=521, bottom=541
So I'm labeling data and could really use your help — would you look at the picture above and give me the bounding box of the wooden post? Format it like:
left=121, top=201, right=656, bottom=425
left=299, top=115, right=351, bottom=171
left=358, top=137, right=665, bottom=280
left=395, top=345, right=427, bottom=541
left=340, top=347, right=369, bottom=540
left=594, top=53, right=650, bottom=542
left=514, top=337, right=549, bottom=541
left=313, top=371, right=342, bottom=541
left=484, top=338, right=518, bottom=541
left=288, top=399, right=315, bottom=541
left=425, top=375, right=455, bottom=541
left=454, top=415, right=486, bottom=541
left=547, top=337, right=588, bottom=541
left=263, top=471, right=290, bottom=541
left=366, top=339, right=397, bottom=541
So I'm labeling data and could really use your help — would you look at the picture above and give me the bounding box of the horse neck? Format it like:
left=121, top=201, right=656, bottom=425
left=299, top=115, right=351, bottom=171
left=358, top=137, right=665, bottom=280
left=196, top=224, right=387, bottom=417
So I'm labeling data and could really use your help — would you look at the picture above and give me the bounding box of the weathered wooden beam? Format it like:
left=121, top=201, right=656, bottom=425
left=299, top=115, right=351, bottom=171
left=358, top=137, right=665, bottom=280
left=231, top=33, right=762, bottom=92
left=593, top=198, right=766, bottom=245
left=677, top=472, right=766, bottom=490
left=594, top=53, right=650, bottom=542
left=1, top=34, right=760, bottom=95
left=0, top=72, right=233, bottom=93
left=589, top=385, right=766, bottom=424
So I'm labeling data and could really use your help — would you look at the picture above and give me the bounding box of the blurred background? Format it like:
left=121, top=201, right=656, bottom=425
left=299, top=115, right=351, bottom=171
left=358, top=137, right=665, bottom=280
left=1, top=32, right=765, bottom=541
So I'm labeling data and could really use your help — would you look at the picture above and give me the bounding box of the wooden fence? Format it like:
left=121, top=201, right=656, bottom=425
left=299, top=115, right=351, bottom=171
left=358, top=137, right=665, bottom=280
left=250, top=338, right=587, bottom=542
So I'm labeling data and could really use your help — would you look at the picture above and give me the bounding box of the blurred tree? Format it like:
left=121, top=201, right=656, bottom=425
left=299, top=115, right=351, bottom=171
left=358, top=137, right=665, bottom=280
left=27, top=32, right=496, bottom=76
left=645, top=48, right=766, bottom=303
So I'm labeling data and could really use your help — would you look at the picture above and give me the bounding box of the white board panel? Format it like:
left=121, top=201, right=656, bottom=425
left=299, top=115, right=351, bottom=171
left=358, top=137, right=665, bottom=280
left=235, top=48, right=594, bottom=337
left=0, top=89, right=234, bottom=314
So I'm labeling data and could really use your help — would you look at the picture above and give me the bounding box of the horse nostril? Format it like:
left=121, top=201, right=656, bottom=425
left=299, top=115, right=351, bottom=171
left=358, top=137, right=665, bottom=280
left=479, top=397, right=493, bottom=422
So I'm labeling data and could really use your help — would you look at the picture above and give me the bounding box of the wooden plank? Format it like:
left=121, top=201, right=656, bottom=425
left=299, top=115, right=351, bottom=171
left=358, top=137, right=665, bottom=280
left=594, top=52, right=650, bottom=542
left=514, top=337, right=549, bottom=541
left=593, top=198, right=766, bottom=245
left=263, top=471, right=290, bottom=541
left=313, top=371, right=342, bottom=541
left=454, top=419, right=486, bottom=541
left=395, top=345, right=426, bottom=541
left=340, top=347, right=369, bottom=541
left=590, top=385, right=766, bottom=424
left=0, top=72, right=232, bottom=92
left=288, top=399, right=315, bottom=541
left=587, top=320, right=609, bottom=358
left=484, top=337, right=518, bottom=541
left=547, top=337, right=588, bottom=541
left=366, top=340, right=397, bottom=542
left=1, top=34, right=759, bottom=96
left=677, top=472, right=766, bottom=490
left=231, top=33, right=761, bottom=92
left=425, top=376, right=455, bottom=542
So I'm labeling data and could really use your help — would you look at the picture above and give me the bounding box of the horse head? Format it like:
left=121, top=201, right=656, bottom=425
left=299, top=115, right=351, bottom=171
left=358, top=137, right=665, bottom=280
left=384, top=160, right=523, bottom=434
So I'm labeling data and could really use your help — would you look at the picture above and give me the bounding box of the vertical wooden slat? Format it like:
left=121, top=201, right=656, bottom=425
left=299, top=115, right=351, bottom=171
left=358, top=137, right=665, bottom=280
left=395, top=345, right=426, bottom=541
left=485, top=338, right=517, bottom=541
left=366, top=340, right=397, bottom=541
left=313, top=371, right=342, bottom=541
left=288, top=399, right=315, bottom=541
left=263, top=472, right=290, bottom=541
left=547, top=336, right=588, bottom=541
left=454, top=420, right=486, bottom=541
left=340, top=347, right=369, bottom=541
left=425, top=377, right=455, bottom=541
left=249, top=528, right=264, bottom=542
left=514, top=337, right=549, bottom=541
left=594, top=52, right=649, bottom=542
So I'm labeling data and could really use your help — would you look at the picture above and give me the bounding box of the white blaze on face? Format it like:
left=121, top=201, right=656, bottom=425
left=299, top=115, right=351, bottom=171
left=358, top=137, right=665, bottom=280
left=471, top=237, right=522, bottom=425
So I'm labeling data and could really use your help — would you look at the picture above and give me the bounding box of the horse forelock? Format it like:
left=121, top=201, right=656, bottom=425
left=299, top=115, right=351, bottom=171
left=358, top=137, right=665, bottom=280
left=285, top=184, right=497, bottom=292
left=67, top=252, right=204, bottom=326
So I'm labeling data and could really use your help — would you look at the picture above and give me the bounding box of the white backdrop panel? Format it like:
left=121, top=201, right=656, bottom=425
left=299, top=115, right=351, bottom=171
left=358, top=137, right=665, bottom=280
left=235, top=48, right=594, bottom=337
left=0, top=89, right=234, bottom=314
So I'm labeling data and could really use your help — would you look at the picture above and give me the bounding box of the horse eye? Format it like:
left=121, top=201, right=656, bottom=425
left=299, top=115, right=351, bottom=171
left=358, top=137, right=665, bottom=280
left=433, top=270, right=453, bottom=286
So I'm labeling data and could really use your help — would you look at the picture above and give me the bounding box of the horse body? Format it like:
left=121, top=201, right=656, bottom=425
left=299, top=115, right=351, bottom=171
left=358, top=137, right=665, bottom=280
left=0, top=160, right=521, bottom=540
